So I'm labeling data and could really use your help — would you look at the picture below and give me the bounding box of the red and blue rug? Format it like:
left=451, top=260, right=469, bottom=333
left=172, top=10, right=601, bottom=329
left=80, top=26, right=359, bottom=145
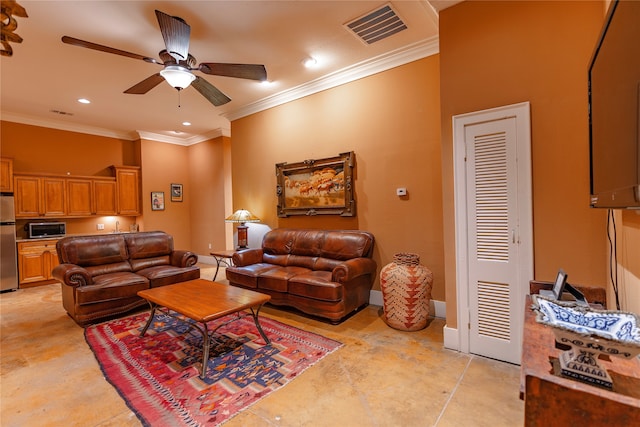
left=85, top=312, right=342, bottom=426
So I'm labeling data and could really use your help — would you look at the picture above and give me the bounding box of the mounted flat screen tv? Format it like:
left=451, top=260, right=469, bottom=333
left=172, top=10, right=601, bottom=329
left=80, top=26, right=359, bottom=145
left=588, top=0, right=640, bottom=209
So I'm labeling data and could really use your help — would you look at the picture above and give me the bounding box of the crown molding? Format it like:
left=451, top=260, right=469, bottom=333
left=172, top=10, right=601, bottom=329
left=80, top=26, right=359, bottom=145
left=0, top=111, right=230, bottom=144
left=137, top=128, right=231, bottom=145
left=2, top=35, right=438, bottom=141
left=0, top=111, right=140, bottom=140
left=223, top=36, right=439, bottom=122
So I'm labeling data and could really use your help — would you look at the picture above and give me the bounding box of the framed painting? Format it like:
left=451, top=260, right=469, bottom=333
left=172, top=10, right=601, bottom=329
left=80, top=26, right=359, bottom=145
left=170, top=183, right=183, bottom=202
left=151, top=191, right=165, bottom=211
left=276, top=151, right=355, bottom=217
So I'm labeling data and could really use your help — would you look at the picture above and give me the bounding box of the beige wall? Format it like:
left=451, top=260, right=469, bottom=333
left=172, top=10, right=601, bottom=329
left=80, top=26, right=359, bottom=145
left=186, top=136, right=229, bottom=255
left=613, top=211, right=640, bottom=313
left=230, top=56, right=445, bottom=299
left=439, top=1, right=609, bottom=324
left=138, top=139, right=192, bottom=248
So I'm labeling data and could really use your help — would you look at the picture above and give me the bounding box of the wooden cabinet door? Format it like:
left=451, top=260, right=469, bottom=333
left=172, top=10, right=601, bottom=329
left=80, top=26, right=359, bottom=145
left=0, top=158, right=13, bottom=193
left=14, top=176, right=41, bottom=217
left=17, top=240, right=59, bottom=286
left=48, top=248, right=60, bottom=275
left=93, top=179, right=117, bottom=215
left=41, top=178, right=66, bottom=216
left=67, top=179, right=93, bottom=216
left=114, top=167, right=140, bottom=215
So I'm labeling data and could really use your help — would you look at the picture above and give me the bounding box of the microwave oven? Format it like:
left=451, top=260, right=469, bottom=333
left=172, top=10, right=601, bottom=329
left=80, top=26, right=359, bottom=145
left=26, top=222, right=66, bottom=239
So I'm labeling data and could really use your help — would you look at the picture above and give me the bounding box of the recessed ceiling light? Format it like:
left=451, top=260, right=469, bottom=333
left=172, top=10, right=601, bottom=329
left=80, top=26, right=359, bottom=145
left=260, top=80, right=274, bottom=86
left=77, top=98, right=91, bottom=104
left=182, top=121, right=191, bottom=126
left=302, top=57, right=317, bottom=68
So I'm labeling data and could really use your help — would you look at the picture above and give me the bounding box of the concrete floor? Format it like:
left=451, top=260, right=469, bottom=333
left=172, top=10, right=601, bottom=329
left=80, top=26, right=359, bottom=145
left=0, top=265, right=524, bottom=426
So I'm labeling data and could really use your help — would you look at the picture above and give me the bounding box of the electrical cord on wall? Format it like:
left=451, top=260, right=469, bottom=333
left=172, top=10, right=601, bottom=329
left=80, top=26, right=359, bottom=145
left=607, top=209, right=621, bottom=310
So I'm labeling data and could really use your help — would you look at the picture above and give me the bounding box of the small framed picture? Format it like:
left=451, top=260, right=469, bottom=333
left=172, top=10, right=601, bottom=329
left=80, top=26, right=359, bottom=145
left=171, top=183, right=183, bottom=202
left=151, top=192, right=165, bottom=211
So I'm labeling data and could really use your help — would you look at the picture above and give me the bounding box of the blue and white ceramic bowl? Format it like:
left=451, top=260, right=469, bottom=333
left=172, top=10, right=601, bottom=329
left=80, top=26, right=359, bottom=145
left=531, top=294, right=640, bottom=359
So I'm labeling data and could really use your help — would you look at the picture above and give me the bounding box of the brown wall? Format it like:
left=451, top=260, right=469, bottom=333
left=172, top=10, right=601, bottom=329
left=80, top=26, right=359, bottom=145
left=1, top=121, right=227, bottom=254
left=439, top=1, right=609, bottom=324
left=1, top=121, right=139, bottom=237
left=230, top=56, right=445, bottom=299
left=1, top=121, right=136, bottom=175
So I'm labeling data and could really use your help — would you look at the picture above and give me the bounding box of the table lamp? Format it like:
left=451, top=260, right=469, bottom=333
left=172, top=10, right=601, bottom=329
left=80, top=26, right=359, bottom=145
left=225, top=209, right=260, bottom=249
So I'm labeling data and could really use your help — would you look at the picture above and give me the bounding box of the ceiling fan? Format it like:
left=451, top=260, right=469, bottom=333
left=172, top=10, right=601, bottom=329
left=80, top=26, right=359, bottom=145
left=62, top=9, right=267, bottom=107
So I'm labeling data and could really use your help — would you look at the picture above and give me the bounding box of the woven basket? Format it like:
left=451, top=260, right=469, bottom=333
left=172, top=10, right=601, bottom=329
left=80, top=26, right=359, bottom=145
left=380, top=253, right=433, bottom=331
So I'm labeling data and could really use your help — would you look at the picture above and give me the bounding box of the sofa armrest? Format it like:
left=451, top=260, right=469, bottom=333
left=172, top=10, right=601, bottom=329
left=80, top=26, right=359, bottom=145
left=52, top=264, right=92, bottom=287
left=332, top=258, right=377, bottom=284
left=171, top=250, right=198, bottom=268
left=232, top=249, right=264, bottom=266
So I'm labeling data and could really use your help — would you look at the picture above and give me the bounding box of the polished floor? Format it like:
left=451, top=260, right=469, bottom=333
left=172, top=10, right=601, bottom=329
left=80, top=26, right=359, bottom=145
left=0, top=265, right=524, bottom=426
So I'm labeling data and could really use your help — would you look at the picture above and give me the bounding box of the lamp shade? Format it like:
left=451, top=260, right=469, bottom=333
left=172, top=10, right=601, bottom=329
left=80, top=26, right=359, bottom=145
left=160, top=66, right=196, bottom=89
left=225, top=209, right=260, bottom=224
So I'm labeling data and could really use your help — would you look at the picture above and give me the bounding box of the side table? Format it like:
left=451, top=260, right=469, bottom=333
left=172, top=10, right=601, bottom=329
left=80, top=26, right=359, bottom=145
left=209, top=249, right=237, bottom=281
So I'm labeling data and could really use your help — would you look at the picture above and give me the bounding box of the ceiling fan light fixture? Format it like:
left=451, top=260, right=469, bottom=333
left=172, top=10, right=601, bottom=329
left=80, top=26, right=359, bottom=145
left=160, top=65, right=196, bottom=89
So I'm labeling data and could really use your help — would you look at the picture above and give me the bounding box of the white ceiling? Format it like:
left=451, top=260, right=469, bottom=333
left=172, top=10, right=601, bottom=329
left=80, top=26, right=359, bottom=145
left=1, top=1, right=458, bottom=144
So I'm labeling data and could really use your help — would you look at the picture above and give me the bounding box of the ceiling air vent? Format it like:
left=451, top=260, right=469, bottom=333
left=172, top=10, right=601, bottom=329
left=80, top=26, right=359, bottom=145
left=345, top=4, right=407, bottom=45
left=49, top=109, right=74, bottom=116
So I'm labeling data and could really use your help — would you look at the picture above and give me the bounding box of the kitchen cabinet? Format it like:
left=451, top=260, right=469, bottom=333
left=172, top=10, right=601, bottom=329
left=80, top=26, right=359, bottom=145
left=67, top=178, right=117, bottom=216
left=66, top=179, right=93, bottom=216
left=112, top=166, right=140, bottom=215
left=0, top=157, right=13, bottom=192
left=14, top=175, right=66, bottom=217
left=93, top=179, right=117, bottom=215
left=17, top=239, right=60, bottom=287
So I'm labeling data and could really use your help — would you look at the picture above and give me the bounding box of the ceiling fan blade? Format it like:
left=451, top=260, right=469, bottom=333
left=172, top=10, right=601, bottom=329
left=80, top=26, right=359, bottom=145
left=199, top=63, right=267, bottom=81
left=124, top=73, right=165, bottom=94
left=155, top=10, right=190, bottom=63
left=191, top=76, right=231, bottom=107
left=61, top=36, right=160, bottom=64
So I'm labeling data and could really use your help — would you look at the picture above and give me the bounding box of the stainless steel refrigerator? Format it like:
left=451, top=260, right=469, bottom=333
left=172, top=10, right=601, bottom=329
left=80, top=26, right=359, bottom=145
left=1, top=192, right=18, bottom=292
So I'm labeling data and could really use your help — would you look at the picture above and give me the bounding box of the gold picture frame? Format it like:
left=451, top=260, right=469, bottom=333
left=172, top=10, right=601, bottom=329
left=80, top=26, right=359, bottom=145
left=276, top=151, right=355, bottom=217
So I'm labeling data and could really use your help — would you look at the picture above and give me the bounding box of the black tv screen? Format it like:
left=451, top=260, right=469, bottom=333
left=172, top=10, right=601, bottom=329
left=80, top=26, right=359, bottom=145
left=589, top=0, right=640, bottom=209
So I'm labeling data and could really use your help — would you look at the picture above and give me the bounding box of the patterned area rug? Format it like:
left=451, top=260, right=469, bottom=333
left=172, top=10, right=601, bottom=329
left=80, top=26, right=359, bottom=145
left=85, top=311, right=342, bottom=426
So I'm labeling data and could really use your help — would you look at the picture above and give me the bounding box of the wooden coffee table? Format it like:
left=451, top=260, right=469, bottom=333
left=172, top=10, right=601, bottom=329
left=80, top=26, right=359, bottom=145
left=137, top=279, right=271, bottom=378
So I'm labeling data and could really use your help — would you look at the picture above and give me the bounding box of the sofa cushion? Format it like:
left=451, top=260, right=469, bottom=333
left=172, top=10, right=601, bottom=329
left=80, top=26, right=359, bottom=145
left=130, top=255, right=171, bottom=272
left=226, top=263, right=279, bottom=288
left=320, top=231, right=374, bottom=260
left=136, top=265, right=200, bottom=288
left=84, top=261, right=133, bottom=278
left=289, top=271, right=342, bottom=302
left=57, top=234, right=128, bottom=266
left=75, top=272, right=149, bottom=305
left=261, top=229, right=374, bottom=261
left=124, top=231, right=173, bottom=259
left=258, top=266, right=310, bottom=292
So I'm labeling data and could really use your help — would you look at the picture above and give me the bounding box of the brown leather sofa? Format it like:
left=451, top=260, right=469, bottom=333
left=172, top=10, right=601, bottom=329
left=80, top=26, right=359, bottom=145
left=226, top=228, right=376, bottom=323
left=52, top=231, right=199, bottom=326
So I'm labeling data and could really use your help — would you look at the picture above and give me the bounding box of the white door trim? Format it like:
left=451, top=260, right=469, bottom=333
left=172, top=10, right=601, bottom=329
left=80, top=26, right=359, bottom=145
left=452, top=101, right=533, bottom=358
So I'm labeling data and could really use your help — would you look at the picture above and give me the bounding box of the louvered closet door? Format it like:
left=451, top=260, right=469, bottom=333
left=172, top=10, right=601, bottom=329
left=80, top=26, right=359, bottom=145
left=465, top=117, right=522, bottom=364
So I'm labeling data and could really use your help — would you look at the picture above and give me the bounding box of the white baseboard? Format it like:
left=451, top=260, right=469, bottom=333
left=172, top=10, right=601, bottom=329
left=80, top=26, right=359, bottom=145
left=369, top=290, right=445, bottom=319
left=443, top=325, right=459, bottom=351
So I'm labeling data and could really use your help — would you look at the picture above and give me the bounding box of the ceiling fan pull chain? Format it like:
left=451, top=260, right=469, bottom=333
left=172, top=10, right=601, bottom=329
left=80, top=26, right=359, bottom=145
left=178, top=89, right=181, bottom=108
